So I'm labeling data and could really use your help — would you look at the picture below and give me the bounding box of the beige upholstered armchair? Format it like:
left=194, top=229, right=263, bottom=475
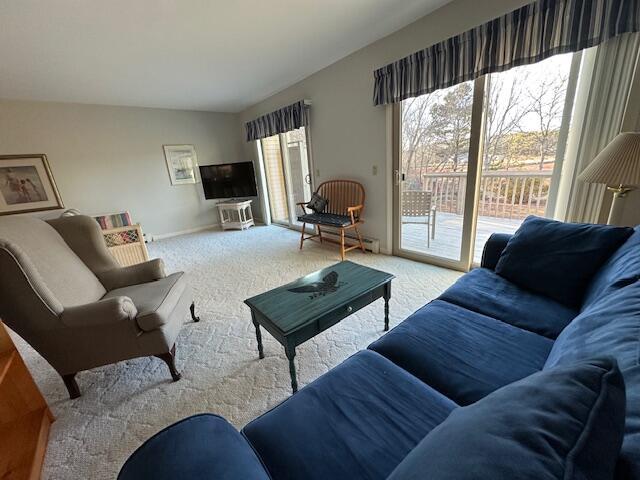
left=0, top=215, right=199, bottom=399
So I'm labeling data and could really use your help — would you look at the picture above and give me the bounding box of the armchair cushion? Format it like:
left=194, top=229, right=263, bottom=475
left=118, top=414, right=269, bottom=480
left=0, top=216, right=106, bottom=309
left=98, top=259, right=166, bottom=291
left=298, top=212, right=353, bottom=227
left=61, top=296, right=137, bottom=327
left=103, top=272, right=187, bottom=331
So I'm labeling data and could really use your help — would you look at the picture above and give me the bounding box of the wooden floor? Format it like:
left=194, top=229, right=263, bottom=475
left=401, top=212, right=522, bottom=263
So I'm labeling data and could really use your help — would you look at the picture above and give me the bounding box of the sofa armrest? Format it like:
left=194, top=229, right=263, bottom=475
left=118, top=414, right=270, bottom=480
left=99, top=258, right=166, bottom=291
left=61, top=296, right=138, bottom=327
left=481, top=233, right=512, bottom=270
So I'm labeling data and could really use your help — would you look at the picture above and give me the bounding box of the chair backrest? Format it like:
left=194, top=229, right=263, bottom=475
left=0, top=216, right=106, bottom=313
left=316, top=180, right=365, bottom=217
left=402, top=191, right=433, bottom=217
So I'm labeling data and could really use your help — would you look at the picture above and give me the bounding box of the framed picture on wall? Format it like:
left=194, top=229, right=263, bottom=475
left=0, top=154, right=64, bottom=216
left=163, top=145, right=199, bottom=185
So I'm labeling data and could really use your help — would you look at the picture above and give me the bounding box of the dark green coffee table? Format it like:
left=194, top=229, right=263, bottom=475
left=244, top=261, right=394, bottom=393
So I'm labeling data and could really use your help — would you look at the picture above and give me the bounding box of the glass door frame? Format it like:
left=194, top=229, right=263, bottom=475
left=258, top=126, right=315, bottom=231
left=392, top=77, right=487, bottom=272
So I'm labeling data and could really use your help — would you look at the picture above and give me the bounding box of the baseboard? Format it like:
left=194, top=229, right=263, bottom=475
left=149, top=223, right=220, bottom=241
left=316, top=230, right=380, bottom=254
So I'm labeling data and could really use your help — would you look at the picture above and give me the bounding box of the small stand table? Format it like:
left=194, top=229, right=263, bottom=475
left=217, top=200, right=255, bottom=231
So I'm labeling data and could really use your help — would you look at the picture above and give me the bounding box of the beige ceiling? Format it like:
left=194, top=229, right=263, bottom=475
left=0, top=0, right=451, bottom=112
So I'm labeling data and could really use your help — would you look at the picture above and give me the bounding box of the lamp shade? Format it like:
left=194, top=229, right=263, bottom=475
left=579, top=132, right=640, bottom=187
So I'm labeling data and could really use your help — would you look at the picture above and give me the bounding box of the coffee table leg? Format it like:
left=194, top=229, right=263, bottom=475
left=285, top=344, right=298, bottom=394
left=383, top=282, right=391, bottom=331
left=251, top=312, right=265, bottom=359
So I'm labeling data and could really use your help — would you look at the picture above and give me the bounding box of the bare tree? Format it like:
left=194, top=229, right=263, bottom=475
left=483, top=73, right=531, bottom=170
left=527, top=72, right=568, bottom=170
left=401, top=96, right=435, bottom=188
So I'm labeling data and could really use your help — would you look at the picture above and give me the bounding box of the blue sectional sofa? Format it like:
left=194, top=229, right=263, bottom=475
left=119, top=218, right=640, bottom=480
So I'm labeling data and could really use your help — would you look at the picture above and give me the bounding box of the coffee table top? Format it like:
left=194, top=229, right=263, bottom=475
left=245, top=261, right=394, bottom=335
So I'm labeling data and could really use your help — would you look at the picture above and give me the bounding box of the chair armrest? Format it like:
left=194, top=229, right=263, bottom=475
left=118, top=414, right=270, bottom=480
left=481, top=233, right=513, bottom=270
left=98, top=258, right=166, bottom=290
left=347, top=204, right=364, bottom=224
left=296, top=202, right=310, bottom=215
left=61, top=296, right=137, bottom=327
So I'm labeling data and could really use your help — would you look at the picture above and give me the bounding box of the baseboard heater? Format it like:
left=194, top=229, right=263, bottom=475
left=314, top=230, right=380, bottom=254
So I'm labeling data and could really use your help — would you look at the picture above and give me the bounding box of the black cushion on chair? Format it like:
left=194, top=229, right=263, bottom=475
left=306, top=193, right=328, bottom=213
left=298, top=213, right=353, bottom=227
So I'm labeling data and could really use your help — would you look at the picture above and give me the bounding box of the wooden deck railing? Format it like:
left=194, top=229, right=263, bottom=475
left=421, top=171, right=553, bottom=219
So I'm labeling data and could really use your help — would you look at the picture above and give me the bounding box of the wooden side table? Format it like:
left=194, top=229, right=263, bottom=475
left=0, top=321, right=54, bottom=479
left=217, top=200, right=255, bottom=231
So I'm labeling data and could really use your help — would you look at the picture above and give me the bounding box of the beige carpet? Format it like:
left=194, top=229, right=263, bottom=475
left=12, top=225, right=461, bottom=479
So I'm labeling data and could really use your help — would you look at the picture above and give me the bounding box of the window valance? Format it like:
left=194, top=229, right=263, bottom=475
left=373, top=0, right=640, bottom=105
left=245, top=100, right=309, bottom=141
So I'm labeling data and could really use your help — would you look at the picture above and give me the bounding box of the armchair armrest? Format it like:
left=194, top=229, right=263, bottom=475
left=481, top=233, right=513, bottom=270
left=118, top=414, right=270, bottom=480
left=61, top=296, right=137, bottom=327
left=98, top=258, right=166, bottom=291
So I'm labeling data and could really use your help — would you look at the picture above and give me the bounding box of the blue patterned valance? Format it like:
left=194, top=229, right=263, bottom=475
left=373, top=0, right=640, bottom=105
left=245, top=100, right=309, bottom=142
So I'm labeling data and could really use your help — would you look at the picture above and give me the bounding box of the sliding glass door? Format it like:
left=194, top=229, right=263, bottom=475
left=394, top=53, right=582, bottom=270
left=261, top=134, right=290, bottom=225
left=397, top=81, right=475, bottom=264
left=259, top=127, right=313, bottom=229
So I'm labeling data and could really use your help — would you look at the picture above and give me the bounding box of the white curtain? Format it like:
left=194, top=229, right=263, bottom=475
left=561, top=33, right=640, bottom=223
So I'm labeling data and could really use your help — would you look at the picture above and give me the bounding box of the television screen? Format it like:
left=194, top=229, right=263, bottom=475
left=199, top=162, right=258, bottom=200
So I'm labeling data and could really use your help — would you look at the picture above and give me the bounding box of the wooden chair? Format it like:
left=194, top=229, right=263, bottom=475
left=402, top=190, right=437, bottom=246
left=297, top=180, right=366, bottom=260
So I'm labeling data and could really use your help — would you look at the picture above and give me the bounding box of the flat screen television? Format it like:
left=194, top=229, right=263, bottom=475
left=199, top=162, right=258, bottom=199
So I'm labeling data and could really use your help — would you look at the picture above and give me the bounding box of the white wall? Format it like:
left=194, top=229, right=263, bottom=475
left=240, top=0, right=532, bottom=252
left=0, top=99, right=245, bottom=236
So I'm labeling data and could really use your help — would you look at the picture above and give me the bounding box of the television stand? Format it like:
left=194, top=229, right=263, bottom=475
left=217, top=200, right=255, bottom=231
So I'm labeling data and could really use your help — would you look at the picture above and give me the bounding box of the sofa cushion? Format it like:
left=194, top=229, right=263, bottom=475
left=242, top=350, right=457, bottom=480
left=368, top=300, right=553, bottom=405
left=439, top=268, right=576, bottom=338
left=544, top=282, right=640, bottom=478
left=495, top=216, right=633, bottom=308
left=582, top=227, right=640, bottom=309
left=104, top=272, right=187, bottom=331
left=118, top=414, right=269, bottom=480
left=388, top=358, right=626, bottom=480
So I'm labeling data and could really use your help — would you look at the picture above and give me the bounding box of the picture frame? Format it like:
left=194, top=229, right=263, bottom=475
left=163, top=145, right=199, bottom=185
left=0, top=154, right=64, bottom=216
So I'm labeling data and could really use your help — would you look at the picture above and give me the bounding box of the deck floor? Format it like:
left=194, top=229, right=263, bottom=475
left=401, top=212, right=522, bottom=263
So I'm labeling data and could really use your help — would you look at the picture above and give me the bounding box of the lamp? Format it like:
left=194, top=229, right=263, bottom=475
left=578, top=132, right=640, bottom=225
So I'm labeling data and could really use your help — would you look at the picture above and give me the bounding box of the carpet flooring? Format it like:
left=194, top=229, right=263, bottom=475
left=12, top=225, right=461, bottom=479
